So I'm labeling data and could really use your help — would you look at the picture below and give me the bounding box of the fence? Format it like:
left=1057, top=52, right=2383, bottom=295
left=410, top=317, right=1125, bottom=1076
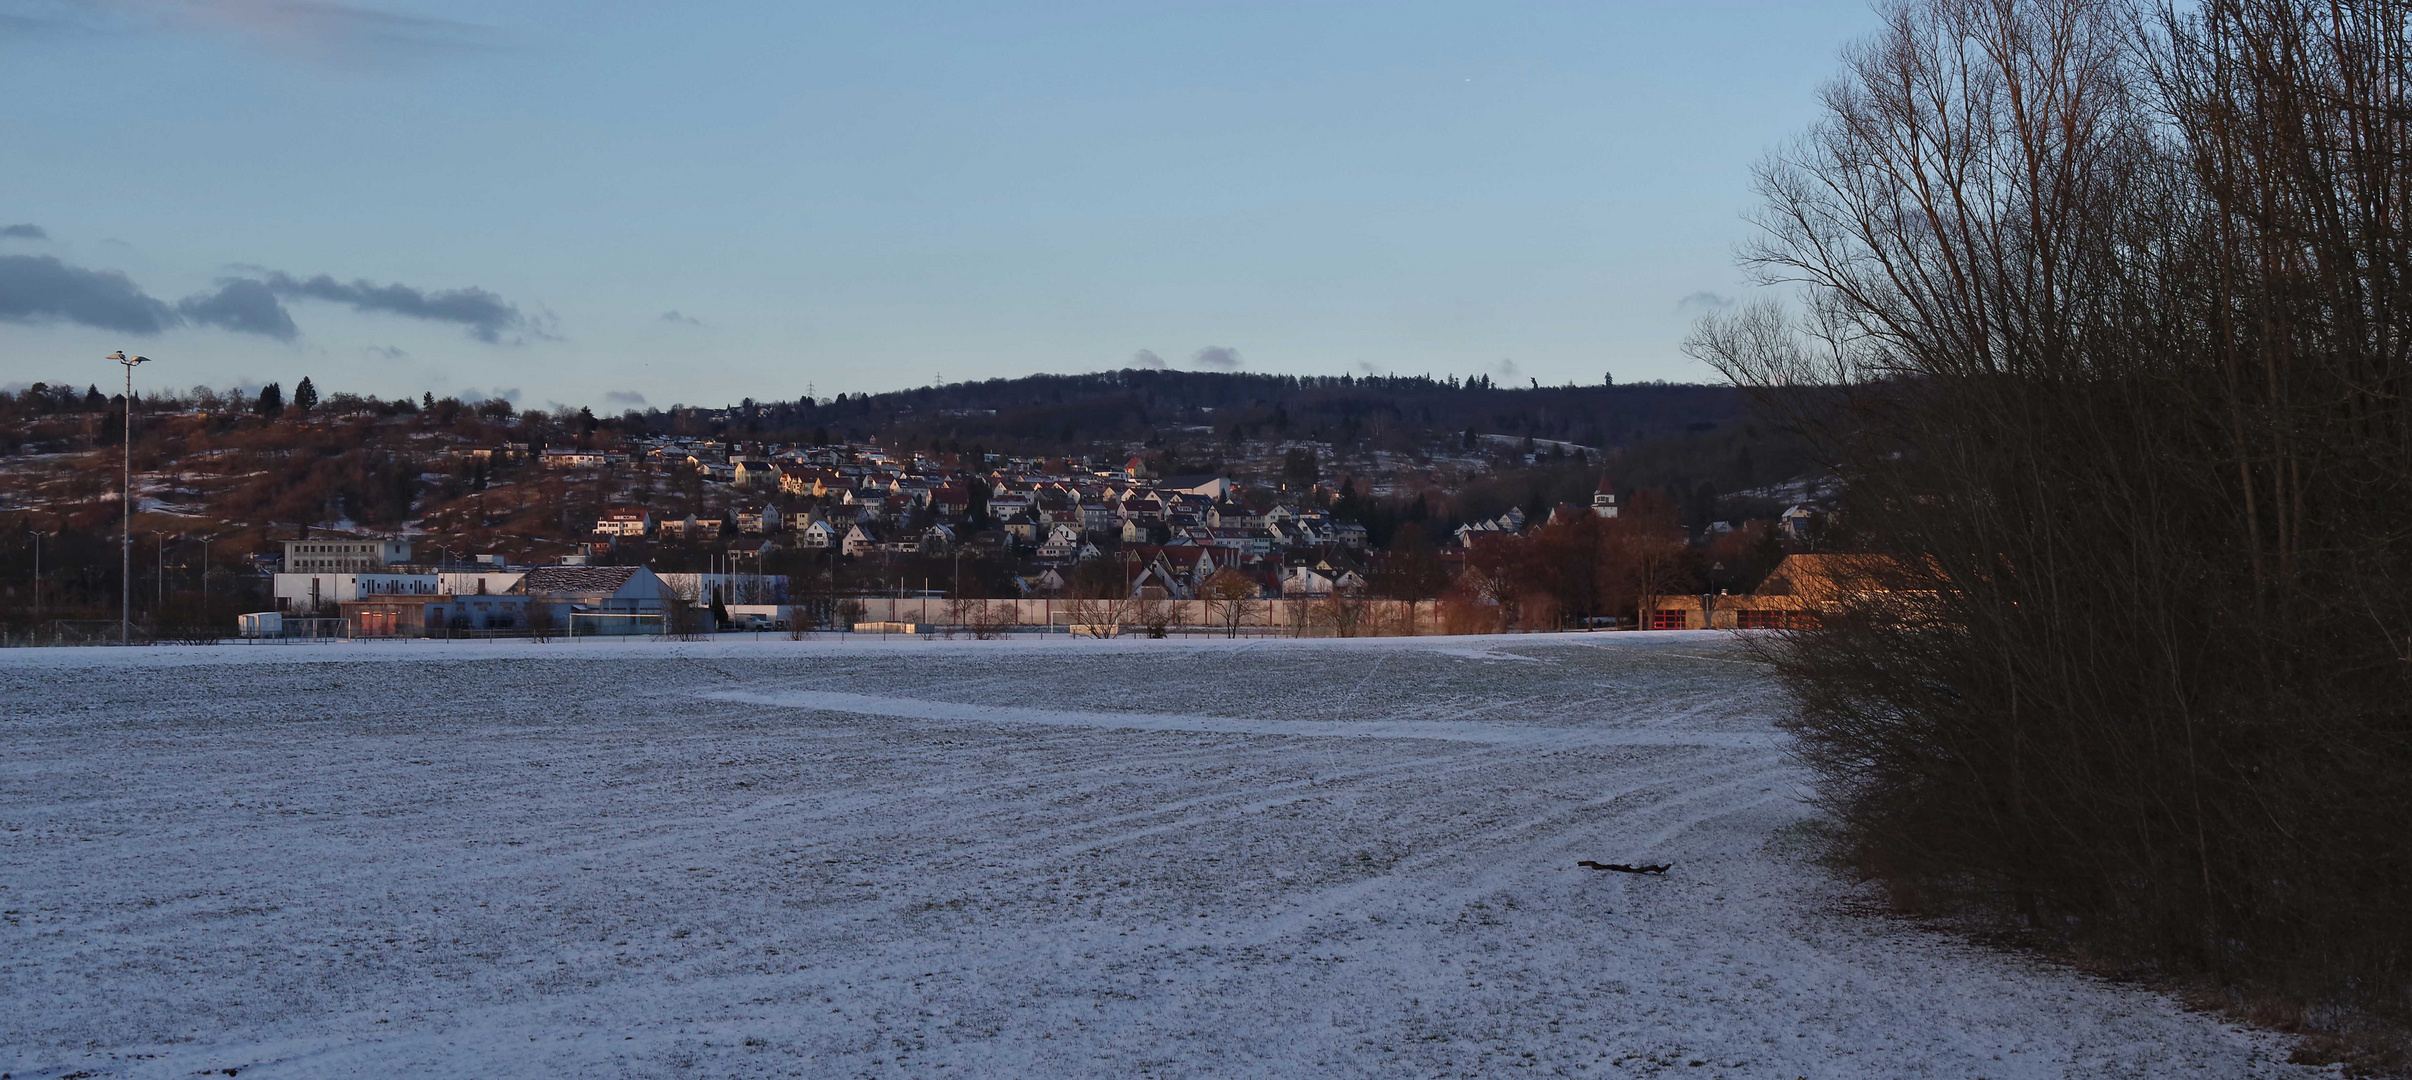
left=836, top=597, right=1454, bottom=637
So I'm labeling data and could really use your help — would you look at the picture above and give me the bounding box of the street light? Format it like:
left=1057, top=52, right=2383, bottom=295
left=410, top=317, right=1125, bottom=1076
left=107, top=351, right=151, bottom=645
left=150, top=529, right=170, bottom=618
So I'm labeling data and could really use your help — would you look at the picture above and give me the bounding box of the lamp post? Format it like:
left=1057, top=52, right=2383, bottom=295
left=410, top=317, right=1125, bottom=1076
left=151, top=530, right=169, bottom=618
left=107, top=351, right=151, bottom=645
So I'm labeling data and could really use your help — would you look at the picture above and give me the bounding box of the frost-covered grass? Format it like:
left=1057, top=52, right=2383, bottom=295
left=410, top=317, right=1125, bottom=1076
left=0, top=634, right=2322, bottom=1077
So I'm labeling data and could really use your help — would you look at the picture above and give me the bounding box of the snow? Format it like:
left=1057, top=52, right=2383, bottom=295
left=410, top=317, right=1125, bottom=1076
left=0, top=634, right=2326, bottom=1078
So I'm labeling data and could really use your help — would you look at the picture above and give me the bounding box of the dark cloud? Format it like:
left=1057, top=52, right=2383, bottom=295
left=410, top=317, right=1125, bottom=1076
left=365, top=344, right=406, bottom=359
left=1189, top=345, right=1242, bottom=370
left=1678, top=291, right=1735, bottom=312
left=659, top=310, right=702, bottom=327
left=256, top=270, right=535, bottom=342
left=177, top=277, right=298, bottom=340
left=0, top=241, right=545, bottom=343
left=603, top=390, right=647, bottom=406
left=1355, top=360, right=1381, bottom=374
left=459, top=385, right=520, bottom=403
left=0, top=253, right=178, bottom=333
left=1495, top=358, right=1521, bottom=377
left=1130, top=349, right=1166, bottom=370
left=0, top=224, right=46, bottom=240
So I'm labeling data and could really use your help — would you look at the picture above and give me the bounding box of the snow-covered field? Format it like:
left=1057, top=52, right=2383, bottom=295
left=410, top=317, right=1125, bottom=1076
left=1, top=634, right=2323, bottom=1078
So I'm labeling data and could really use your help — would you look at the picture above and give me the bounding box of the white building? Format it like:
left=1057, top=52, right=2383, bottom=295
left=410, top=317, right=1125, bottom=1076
left=282, top=539, right=412, bottom=573
left=273, top=571, right=438, bottom=612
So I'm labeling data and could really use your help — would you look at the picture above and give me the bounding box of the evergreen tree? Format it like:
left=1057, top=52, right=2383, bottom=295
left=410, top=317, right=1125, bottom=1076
left=254, top=382, right=284, bottom=418
left=291, top=377, right=318, bottom=412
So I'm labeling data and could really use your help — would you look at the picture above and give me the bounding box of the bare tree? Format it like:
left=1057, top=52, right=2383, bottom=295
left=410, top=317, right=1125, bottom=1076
left=1314, top=587, right=1369, bottom=638
left=1689, top=0, right=2412, bottom=1014
left=1202, top=568, right=1261, bottom=639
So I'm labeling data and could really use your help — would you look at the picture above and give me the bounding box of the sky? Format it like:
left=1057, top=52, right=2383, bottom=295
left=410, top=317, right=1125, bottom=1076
left=0, top=0, right=1880, bottom=411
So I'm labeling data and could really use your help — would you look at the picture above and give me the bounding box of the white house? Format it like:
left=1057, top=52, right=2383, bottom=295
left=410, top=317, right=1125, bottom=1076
left=593, top=506, right=653, bottom=537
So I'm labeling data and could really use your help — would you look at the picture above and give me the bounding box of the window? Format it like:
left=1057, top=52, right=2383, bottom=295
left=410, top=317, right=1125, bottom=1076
left=1650, top=609, right=1687, bottom=631
left=1737, top=609, right=1783, bottom=630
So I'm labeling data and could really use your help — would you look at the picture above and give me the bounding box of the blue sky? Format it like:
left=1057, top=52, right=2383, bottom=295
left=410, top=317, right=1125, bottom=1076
left=0, top=0, right=1877, bottom=410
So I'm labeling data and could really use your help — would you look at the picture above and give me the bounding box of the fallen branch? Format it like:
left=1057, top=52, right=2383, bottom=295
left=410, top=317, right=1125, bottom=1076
left=1577, top=861, right=1669, bottom=875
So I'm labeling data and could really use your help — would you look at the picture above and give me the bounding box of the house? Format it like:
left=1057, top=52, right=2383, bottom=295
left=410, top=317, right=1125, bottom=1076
left=842, top=524, right=880, bottom=557
left=796, top=519, right=839, bottom=549
left=1646, top=554, right=1912, bottom=630
left=1036, top=524, right=1081, bottom=561
left=734, top=504, right=782, bottom=535
left=731, top=459, right=781, bottom=490
left=593, top=506, right=653, bottom=538
left=778, top=465, right=836, bottom=497
left=541, top=448, right=607, bottom=469
left=1000, top=511, right=1041, bottom=543
left=658, top=514, right=725, bottom=541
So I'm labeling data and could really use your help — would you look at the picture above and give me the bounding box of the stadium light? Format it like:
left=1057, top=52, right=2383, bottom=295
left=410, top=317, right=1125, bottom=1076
left=108, top=351, right=151, bottom=645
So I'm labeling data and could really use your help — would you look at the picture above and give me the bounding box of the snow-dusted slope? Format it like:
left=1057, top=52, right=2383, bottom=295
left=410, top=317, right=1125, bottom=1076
left=0, top=635, right=2319, bottom=1078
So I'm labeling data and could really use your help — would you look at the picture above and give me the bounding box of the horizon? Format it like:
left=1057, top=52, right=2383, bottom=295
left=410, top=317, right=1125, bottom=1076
left=1, top=1, right=1876, bottom=409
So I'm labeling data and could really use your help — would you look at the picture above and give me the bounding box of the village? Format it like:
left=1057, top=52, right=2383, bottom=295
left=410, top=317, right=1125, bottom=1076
left=253, top=434, right=1838, bottom=641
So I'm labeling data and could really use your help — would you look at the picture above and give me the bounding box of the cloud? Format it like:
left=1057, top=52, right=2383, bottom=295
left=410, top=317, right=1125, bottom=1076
left=1494, top=358, right=1520, bottom=377
left=1677, top=291, right=1735, bottom=312
left=1130, top=349, right=1166, bottom=370
left=0, top=224, right=46, bottom=241
left=177, top=277, right=298, bottom=340
left=1355, top=360, right=1380, bottom=375
left=0, top=244, right=547, bottom=343
left=603, top=390, right=647, bottom=406
left=1189, top=345, right=1242, bottom=370
left=253, top=270, right=538, bottom=343
left=182, top=0, right=494, bottom=58
left=659, top=310, right=703, bottom=327
left=0, top=253, right=178, bottom=333
left=4, top=1, right=498, bottom=66
left=459, top=385, right=520, bottom=403
left=365, top=344, right=406, bottom=359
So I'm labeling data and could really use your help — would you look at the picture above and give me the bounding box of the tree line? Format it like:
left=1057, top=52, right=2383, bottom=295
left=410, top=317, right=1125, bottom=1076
left=1693, top=0, right=2412, bottom=1040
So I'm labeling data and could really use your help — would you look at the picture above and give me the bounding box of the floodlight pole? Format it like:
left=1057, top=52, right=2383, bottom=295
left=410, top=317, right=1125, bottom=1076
left=108, top=352, right=150, bottom=645
left=151, top=530, right=169, bottom=615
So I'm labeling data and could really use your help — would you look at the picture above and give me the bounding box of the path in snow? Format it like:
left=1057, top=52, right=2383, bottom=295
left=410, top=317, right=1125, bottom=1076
left=0, top=634, right=2321, bottom=1078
